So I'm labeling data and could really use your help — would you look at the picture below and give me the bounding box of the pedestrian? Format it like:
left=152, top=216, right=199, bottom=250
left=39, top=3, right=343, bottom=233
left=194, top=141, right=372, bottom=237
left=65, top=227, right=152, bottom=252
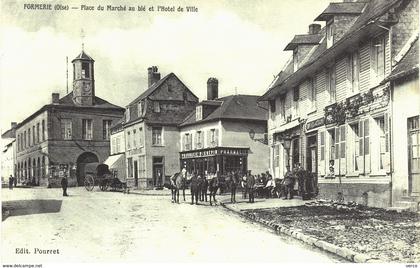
left=61, top=174, right=68, bottom=197
left=241, top=173, right=248, bottom=199
left=13, top=175, right=17, bottom=187
left=8, top=175, right=14, bottom=190
left=230, top=171, right=239, bottom=203
left=295, top=163, right=305, bottom=197
left=265, top=173, right=275, bottom=199
left=283, top=166, right=294, bottom=200
left=246, top=170, right=255, bottom=203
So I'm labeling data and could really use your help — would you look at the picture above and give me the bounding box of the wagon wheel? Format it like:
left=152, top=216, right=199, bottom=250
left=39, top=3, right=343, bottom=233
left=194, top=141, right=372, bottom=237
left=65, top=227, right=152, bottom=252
left=84, top=175, right=95, bottom=191
left=100, top=179, right=109, bottom=191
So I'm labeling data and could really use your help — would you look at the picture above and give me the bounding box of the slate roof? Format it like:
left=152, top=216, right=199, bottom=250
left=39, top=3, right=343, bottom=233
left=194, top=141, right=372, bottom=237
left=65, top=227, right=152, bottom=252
left=315, top=1, right=367, bottom=21
left=72, top=50, right=94, bottom=62
left=384, top=38, right=419, bottom=82
left=180, top=95, right=268, bottom=127
left=128, top=73, right=173, bottom=105
left=260, top=0, right=402, bottom=101
left=284, top=34, right=323, bottom=50
left=58, top=92, right=123, bottom=109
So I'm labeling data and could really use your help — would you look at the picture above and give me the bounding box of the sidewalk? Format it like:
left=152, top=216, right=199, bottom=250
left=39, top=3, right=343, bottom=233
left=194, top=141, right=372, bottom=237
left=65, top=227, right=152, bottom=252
left=220, top=196, right=419, bottom=263
left=129, top=188, right=172, bottom=196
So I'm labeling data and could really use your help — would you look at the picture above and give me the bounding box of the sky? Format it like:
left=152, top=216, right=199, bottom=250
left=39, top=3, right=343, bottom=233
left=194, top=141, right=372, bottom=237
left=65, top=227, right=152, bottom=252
left=0, top=0, right=332, bottom=134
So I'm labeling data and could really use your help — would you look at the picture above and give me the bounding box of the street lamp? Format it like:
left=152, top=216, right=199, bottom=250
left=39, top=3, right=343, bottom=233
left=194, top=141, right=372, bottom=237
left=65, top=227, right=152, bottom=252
left=281, top=139, right=291, bottom=167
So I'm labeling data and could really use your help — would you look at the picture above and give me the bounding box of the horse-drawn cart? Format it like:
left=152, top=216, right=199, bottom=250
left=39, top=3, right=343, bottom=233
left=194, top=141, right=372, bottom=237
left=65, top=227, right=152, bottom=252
left=83, top=163, right=129, bottom=193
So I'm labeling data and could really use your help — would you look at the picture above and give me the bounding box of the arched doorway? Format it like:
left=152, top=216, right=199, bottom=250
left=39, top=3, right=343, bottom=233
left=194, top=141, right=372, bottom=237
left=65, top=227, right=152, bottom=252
left=76, top=152, right=99, bottom=186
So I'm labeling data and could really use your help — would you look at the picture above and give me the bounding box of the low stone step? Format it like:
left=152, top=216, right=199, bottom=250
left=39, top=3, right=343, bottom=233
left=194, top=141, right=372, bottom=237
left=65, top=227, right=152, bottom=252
left=393, top=201, right=419, bottom=212
left=401, top=195, right=420, bottom=202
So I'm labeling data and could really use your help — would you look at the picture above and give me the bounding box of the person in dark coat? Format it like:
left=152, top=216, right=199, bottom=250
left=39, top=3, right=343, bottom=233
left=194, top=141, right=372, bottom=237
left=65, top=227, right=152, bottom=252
left=230, top=171, right=239, bottom=203
left=283, top=166, right=294, bottom=200
left=8, top=175, right=14, bottom=190
left=61, top=175, right=68, bottom=197
left=246, top=170, right=256, bottom=203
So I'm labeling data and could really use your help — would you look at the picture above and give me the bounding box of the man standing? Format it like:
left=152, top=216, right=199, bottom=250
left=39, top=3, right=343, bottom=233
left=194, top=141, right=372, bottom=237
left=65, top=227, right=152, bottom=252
left=61, top=173, right=68, bottom=197
left=230, top=171, right=239, bottom=203
left=246, top=170, right=255, bottom=203
left=8, top=175, right=14, bottom=190
left=283, top=166, right=294, bottom=200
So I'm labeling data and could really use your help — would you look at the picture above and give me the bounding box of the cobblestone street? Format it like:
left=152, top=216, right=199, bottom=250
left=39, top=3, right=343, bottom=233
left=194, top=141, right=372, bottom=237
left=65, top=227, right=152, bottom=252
left=1, top=188, right=343, bottom=263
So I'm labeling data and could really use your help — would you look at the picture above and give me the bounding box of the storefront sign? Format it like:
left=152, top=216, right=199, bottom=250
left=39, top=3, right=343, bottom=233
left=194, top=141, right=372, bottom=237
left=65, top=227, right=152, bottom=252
left=180, top=147, right=248, bottom=159
left=306, top=118, right=325, bottom=131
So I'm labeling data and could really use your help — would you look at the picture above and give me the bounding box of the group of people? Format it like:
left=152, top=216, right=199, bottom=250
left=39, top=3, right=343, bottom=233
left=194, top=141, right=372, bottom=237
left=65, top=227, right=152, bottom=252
left=180, top=163, right=316, bottom=204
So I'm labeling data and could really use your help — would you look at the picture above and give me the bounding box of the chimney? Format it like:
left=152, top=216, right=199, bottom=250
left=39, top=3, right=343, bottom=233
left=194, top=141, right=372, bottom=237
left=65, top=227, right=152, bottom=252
left=207, top=78, right=218, bottom=100
left=148, top=66, right=161, bottom=87
left=308, top=23, right=321, bottom=34
left=11, top=122, right=17, bottom=129
left=52, top=93, right=60, bottom=104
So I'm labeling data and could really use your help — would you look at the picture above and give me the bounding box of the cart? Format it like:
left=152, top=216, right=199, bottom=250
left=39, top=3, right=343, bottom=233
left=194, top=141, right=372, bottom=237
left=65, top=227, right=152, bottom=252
left=84, top=163, right=128, bottom=193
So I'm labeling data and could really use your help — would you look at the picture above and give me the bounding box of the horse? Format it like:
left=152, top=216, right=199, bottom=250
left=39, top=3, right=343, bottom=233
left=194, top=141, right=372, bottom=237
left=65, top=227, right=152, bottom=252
left=199, top=175, right=208, bottom=202
left=208, top=175, right=223, bottom=206
left=190, top=174, right=201, bottom=205
left=170, top=172, right=186, bottom=203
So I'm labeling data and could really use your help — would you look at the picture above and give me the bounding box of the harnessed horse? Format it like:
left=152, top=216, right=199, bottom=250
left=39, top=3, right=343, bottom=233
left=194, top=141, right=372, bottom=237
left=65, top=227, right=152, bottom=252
left=170, top=172, right=186, bottom=203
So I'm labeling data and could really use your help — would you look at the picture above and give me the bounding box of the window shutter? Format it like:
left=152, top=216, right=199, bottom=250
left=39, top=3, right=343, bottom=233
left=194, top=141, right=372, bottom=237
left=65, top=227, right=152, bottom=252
left=183, top=135, right=186, bottom=150
left=215, top=129, right=219, bottom=146
left=340, top=125, right=346, bottom=158
left=364, top=118, right=370, bottom=154
left=200, top=132, right=204, bottom=146
left=335, top=127, right=340, bottom=159
left=384, top=113, right=389, bottom=152
left=207, top=130, right=211, bottom=147
left=359, top=121, right=364, bottom=155
left=320, top=131, right=325, bottom=161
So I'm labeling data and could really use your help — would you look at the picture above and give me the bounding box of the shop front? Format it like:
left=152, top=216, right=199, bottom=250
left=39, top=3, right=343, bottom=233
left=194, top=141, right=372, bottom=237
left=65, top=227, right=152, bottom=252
left=180, top=147, right=249, bottom=176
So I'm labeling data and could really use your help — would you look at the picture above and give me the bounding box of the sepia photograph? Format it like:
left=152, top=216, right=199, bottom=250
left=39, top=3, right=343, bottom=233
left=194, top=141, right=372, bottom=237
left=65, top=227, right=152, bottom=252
left=1, top=0, right=419, bottom=267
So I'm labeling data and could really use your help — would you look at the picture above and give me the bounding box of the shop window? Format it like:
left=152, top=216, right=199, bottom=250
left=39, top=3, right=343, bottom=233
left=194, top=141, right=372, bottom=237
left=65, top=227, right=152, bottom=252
left=320, top=131, right=325, bottom=161
left=274, top=145, right=280, bottom=167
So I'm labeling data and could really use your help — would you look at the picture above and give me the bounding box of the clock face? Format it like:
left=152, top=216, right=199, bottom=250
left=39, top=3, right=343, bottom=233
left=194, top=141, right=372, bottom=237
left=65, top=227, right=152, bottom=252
left=82, top=83, right=91, bottom=93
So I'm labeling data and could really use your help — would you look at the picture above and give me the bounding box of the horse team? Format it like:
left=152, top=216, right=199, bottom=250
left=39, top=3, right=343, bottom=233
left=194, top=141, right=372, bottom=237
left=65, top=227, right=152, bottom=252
left=168, top=171, right=222, bottom=206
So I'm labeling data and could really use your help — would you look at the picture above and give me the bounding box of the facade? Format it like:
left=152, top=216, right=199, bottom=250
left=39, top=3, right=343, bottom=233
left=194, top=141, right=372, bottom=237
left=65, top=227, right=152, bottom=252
left=14, top=50, right=125, bottom=187
left=260, top=0, right=419, bottom=208
left=1, top=123, right=17, bottom=183
left=108, top=119, right=126, bottom=181
left=386, top=37, right=419, bottom=208
left=115, top=66, right=199, bottom=189
left=179, top=78, right=269, bottom=176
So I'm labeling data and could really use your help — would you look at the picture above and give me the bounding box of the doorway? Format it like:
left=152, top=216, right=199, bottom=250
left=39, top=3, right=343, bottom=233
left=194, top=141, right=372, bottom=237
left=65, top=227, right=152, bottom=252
left=76, top=152, right=99, bottom=186
left=153, top=157, right=164, bottom=187
left=134, top=160, right=138, bottom=187
left=408, top=116, right=420, bottom=195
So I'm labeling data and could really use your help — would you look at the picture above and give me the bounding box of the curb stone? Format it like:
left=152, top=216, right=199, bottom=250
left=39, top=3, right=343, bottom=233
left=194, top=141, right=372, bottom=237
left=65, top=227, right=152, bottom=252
left=220, top=201, right=381, bottom=263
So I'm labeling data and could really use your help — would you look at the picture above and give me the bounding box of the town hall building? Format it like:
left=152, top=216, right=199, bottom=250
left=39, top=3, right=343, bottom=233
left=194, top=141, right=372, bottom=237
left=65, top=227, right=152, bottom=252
left=14, top=50, right=125, bottom=187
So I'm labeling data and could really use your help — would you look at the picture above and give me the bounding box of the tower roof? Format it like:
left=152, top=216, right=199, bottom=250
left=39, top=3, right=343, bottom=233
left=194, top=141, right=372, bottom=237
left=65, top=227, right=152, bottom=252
left=72, top=50, right=94, bottom=62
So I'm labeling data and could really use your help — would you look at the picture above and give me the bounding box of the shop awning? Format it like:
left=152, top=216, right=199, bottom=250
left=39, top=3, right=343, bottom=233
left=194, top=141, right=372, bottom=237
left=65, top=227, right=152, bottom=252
left=272, top=119, right=301, bottom=134
left=104, top=154, right=125, bottom=169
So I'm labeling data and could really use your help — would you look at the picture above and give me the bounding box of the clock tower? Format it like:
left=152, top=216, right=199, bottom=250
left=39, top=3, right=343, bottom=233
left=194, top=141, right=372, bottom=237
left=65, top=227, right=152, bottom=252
left=72, top=50, right=95, bottom=106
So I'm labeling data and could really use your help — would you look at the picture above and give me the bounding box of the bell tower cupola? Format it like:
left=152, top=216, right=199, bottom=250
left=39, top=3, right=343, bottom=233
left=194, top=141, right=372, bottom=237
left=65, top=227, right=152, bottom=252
left=72, top=49, right=95, bottom=106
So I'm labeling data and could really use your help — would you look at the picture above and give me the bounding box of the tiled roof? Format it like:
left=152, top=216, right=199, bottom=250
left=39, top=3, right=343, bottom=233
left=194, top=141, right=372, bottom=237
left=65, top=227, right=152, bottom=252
left=58, top=92, right=123, bottom=109
left=315, top=2, right=367, bottom=21
left=72, top=50, right=94, bottom=62
left=128, top=73, right=173, bottom=105
left=260, top=0, right=402, bottom=101
left=180, top=95, right=268, bottom=127
left=384, top=38, right=419, bottom=82
left=284, top=34, right=323, bottom=50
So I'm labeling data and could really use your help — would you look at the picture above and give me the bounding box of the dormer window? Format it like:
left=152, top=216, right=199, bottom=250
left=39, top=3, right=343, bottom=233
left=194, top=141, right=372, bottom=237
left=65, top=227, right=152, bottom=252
left=126, top=107, right=130, bottom=122
left=326, top=19, right=334, bottom=48
left=293, top=49, right=299, bottom=71
left=153, top=101, right=160, bottom=113
left=196, top=105, right=203, bottom=121
left=138, top=102, right=143, bottom=117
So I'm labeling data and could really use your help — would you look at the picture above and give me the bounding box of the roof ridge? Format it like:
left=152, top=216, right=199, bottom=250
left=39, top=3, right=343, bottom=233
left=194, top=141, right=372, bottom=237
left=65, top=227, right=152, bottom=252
left=394, top=33, right=419, bottom=66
